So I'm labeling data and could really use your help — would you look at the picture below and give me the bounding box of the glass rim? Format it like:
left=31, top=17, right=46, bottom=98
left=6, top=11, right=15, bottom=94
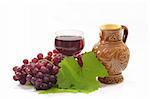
left=55, top=29, right=84, bottom=37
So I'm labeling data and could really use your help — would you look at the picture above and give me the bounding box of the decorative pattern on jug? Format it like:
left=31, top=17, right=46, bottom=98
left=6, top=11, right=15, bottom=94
left=95, top=43, right=129, bottom=75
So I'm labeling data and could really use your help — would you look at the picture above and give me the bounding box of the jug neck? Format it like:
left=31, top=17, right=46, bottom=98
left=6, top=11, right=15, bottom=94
left=100, top=29, right=122, bottom=42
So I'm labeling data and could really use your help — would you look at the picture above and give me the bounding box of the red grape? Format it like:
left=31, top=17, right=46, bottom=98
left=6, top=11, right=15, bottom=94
left=49, top=75, right=57, bottom=84
left=32, top=67, right=39, bottom=74
left=53, top=58, right=59, bottom=65
left=46, top=63, right=53, bottom=71
left=26, top=74, right=32, bottom=82
left=48, top=82, right=53, bottom=88
left=16, top=67, right=22, bottom=72
left=13, top=66, right=18, bottom=71
left=51, top=66, right=59, bottom=75
left=13, top=75, right=18, bottom=81
left=15, top=72, right=22, bottom=78
left=39, top=83, right=49, bottom=90
left=31, top=77, right=36, bottom=85
left=36, top=72, right=43, bottom=79
left=23, top=59, right=29, bottom=64
left=43, top=76, right=50, bottom=83
left=32, top=58, right=38, bottom=63
left=25, top=67, right=32, bottom=74
left=35, top=63, right=43, bottom=69
left=35, top=78, right=42, bottom=87
left=19, top=78, right=26, bottom=85
left=40, top=66, right=49, bottom=74
left=37, top=53, right=43, bottom=60
left=47, top=51, right=52, bottom=57
left=53, top=49, right=59, bottom=54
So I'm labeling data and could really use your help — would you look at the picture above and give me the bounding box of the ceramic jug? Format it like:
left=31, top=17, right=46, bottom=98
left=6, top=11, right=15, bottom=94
left=93, top=24, right=130, bottom=84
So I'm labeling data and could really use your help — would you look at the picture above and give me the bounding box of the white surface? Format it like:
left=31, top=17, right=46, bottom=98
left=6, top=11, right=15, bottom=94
left=0, top=0, right=150, bottom=99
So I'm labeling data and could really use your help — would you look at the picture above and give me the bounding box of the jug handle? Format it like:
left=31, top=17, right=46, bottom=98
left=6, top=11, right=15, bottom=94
left=121, top=25, right=128, bottom=43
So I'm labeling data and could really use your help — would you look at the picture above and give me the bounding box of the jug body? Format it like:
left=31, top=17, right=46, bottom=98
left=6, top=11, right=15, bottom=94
left=93, top=24, right=130, bottom=84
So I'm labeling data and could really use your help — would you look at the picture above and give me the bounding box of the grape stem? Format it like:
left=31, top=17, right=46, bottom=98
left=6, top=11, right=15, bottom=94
left=39, top=59, right=55, bottom=66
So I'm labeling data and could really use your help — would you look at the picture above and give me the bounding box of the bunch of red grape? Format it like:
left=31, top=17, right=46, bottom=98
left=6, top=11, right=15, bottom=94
left=13, top=50, right=64, bottom=90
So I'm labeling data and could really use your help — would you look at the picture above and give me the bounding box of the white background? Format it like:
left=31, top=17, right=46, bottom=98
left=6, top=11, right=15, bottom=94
left=0, top=0, right=150, bottom=99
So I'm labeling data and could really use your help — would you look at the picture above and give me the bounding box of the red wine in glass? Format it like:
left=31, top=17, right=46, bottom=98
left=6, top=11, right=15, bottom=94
left=55, top=30, right=84, bottom=56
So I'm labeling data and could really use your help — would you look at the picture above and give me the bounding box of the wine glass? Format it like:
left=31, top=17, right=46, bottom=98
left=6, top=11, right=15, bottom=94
left=55, top=30, right=84, bottom=56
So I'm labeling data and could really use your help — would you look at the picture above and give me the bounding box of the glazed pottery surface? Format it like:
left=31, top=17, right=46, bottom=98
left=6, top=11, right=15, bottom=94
left=93, top=24, right=130, bottom=84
